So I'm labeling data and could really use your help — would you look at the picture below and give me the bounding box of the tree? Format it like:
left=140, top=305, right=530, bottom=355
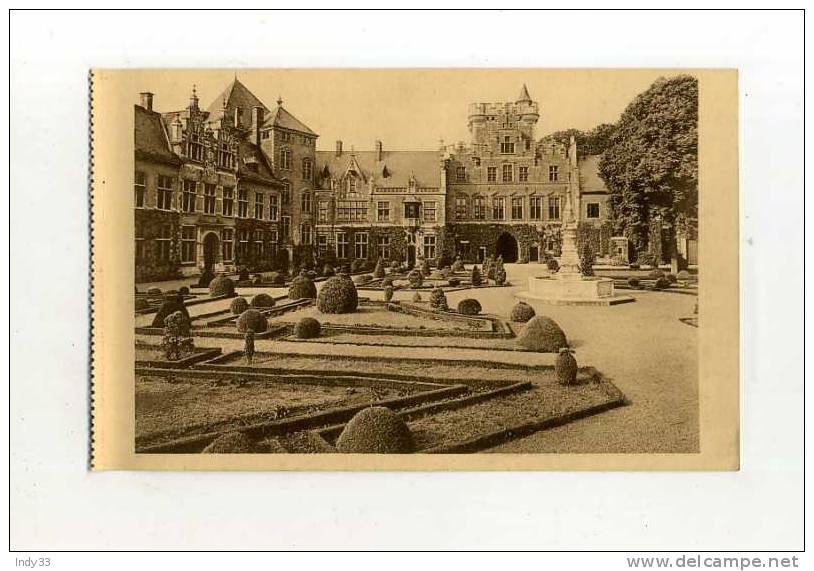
left=548, top=123, right=616, bottom=156
left=598, top=75, right=698, bottom=267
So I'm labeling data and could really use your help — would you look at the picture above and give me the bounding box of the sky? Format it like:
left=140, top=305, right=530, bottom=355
left=123, top=69, right=675, bottom=152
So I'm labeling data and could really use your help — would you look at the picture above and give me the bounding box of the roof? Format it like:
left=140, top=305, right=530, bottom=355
left=315, top=150, right=440, bottom=189
left=237, top=139, right=282, bottom=187
left=578, top=154, right=609, bottom=194
left=205, top=78, right=270, bottom=129
left=134, top=105, right=181, bottom=165
left=264, top=105, right=317, bottom=136
left=517, top=83, right=532, bottom=103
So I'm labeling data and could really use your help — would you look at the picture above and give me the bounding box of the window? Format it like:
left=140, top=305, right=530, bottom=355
left=188, top=134, right=203, bottom=162
left=156, top=225, right=172, bottom=262
left=530, top=196, right=543, bottom=220
left=456, top=166, right=466, bottom=182
left=254, top=193, right=264, bottom=219
left=281, top=216, right=291, bottom=240
left=487, top=167, right=497, bottom=182
left=500, top=136, right=515, bottom=154
left=254, top=229, right=264, bottom=256
left=269, top=195, right=278, bottom=221
left=473, top=157, right=481, bottom=167
left=502, top=164, right=513, bottom=183
left=235, top=189, right=248, bottom=218
left=377, top=236, right=390, bottom=259
left=280, top=131, right=291, bottom=143
left=317, top=234, right=328, bottom=253
left=135, top=224, right=145, bottom=262
left=587, top=202, right=601, bottom=219
left=455, top=196, right=467, bottom=220
left=204, top=184, right=216, bottom=214
left=492, top=197, right=505, bottom=220
left=377, top=201, right=391, bottom=222
left=301, top=192, right=312, bottom=213
left=354, top=232, right=368, bottom=259
left=511, top=196, right=523, bottom=220
left=473, top=196, right=486, bottom=220
left=423, top=201, right=437, bottom=222
left=280, top=148, right=291, bottom=170
left=269, top=229, right=278, bottom=249
left=180, top=226, right=196, bottom=263
left=337, top=201, right=367, bottom=222
left=281, top=182, right=291, bottom=204
left=549, top=165, right=559, bottom=182
left=336, top=232, right=348, bottom=259
left=318, top=200, right=328, bottom=223
left=237, top=229, right=250, bottom=259
left=182, top=180, right=197, bottom=213
left=423, top=235, right=436, bottom=259
left=347, top=176, right=357, bottom=194
left=404, top=202, right=420, bottom=220
left=518, top=166, right=528, bottom=182
left=301, top=158, right=312, bottom=181
left=548, top=196, right=561, bottom=219
left=157, top=176, right=174, bottom=211
left=134, top=171, right=146, bottom=207
left=222, top=186, right=234, bottom=216
left=301, top=224, right=312, bottom=245
left=222, top=228, right=233, bottom=261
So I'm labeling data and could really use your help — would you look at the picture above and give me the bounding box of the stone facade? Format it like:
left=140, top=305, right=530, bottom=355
left=135, top=80, right=624, bottom=282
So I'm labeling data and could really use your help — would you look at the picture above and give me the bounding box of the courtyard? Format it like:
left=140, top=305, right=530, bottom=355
left=135, top=262, right=698, bottom=454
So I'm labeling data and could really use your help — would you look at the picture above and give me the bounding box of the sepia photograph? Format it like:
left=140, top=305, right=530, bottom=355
left=108, top=69, right=715, bottom=460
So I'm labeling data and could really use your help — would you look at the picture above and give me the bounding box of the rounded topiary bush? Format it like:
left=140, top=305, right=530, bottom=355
left=230, top=296, right=249, bottom=315
left=383, top=286, right=394, bottom=303
left=648, top=269, right=665, bottom=280
left=179, top=286, right=190, bottom=296
left=448, top=278, right=461, bottom=287
left=252, top=276, right=264, bottom=286
left=546, top=258, right=560, bottom=272
left=666, top=273, right=678, bottom=284
left=238, top=267, right=250, bottom=281
left=135, top=298, right=150, bottom=311
left=407, top=269, right=423, bottom=288
left=555, top=348, right=578, bottom=385
left=457, top=298, right=482, bottom=315
left=470, top=266, right=482, bottom=286
left=628, top=277, right=640, bottom=288
left=516, top=316, right=567, bottom=352
left=209, top=275, right=236, bottom=297
left=429, top=288, right=449, bottom=311
left=197, top=271, right=214, bottom=287
left=629, top=263, right=641, bottom=270
left=289, top=275, right=317, bottom=300
left=294, top=317, right=321, bottom=339
left=390, top=260, right=401, bottom=271
left=420, top=259, right=432, bottom=277
left=335, top=407, right=415, bottom=454
left=654, top=277, right=670, bottom=289
left=151, top=294, right=190, bottom=328
left=677, top=270, right=691, bottom=281
left=510, top=302, right=536, bottom=323
left=317, top=276, right=359, bottom=314
left=412, top=292, right=422, bottom=302
left=251, top=293, right=275, bottom=308
left=236, top=309, right=268, bottom=334
left=147, top=287, right=162, bottom=295
left=202, top=431, right=255, bottom=454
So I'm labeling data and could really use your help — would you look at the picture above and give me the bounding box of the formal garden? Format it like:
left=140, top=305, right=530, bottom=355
left=133, top=250, right=699, bottom=454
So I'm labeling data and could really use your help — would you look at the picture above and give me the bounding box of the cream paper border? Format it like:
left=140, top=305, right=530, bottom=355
left=91, top=68, right=739, bottom=471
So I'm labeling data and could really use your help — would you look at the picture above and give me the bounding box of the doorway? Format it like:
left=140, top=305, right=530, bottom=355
left=406, top=245, right=416, bottom=268
left=202, top=232, right=219, bottom=273
left=495, top=232, right=518, bottom=263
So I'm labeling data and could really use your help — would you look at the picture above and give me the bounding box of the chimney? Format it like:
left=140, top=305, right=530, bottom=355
left=375, top=140, right=383, bottom=161
left=233, top=106, right=242, bottom=129
left=335, top=140, right=343, bottom=157
left=139, top=92, right=154, bottom=111
left=251, top=106, right=264, bottom=146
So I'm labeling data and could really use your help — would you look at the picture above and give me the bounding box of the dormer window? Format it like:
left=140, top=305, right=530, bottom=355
left=347, top=175, right=356, bottom=194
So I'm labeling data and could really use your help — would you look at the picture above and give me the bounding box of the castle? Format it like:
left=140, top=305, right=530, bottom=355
left=134, top=79, right=622, bottom=281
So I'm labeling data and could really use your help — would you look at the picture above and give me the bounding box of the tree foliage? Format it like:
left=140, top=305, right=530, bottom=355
left=598, top=75, right=698, bottom=256
left=548, top=123, right=616, bottom=156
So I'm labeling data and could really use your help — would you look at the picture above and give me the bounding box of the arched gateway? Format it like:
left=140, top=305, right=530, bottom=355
left=202, top=232, right=220, bottom=273
left=495, top=232, right=518, bottom=263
